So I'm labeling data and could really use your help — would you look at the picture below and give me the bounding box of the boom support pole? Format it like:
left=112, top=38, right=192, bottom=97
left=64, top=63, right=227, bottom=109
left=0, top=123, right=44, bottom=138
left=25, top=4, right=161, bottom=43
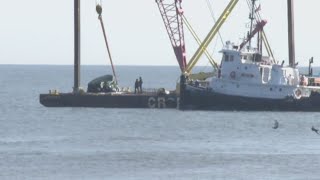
left=74, top=0, right=81, bottom=93
left=186, top=0, right=239, bottom=74
left=96, top=4, right=118, bottom=84
left=98, top=15, right=118, bottom=84
left=287, top=0, right=295, bottom=67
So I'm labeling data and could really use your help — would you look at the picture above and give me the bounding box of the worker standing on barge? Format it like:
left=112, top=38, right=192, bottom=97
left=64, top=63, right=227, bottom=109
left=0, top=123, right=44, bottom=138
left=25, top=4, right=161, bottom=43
left=134, top=79, right=139, bottom=94
left=138, top=77, right=143, bottom=93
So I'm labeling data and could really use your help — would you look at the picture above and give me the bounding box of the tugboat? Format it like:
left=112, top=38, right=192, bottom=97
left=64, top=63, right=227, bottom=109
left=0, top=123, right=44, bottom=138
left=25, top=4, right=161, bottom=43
left=179, top=0, right=320, bottom=111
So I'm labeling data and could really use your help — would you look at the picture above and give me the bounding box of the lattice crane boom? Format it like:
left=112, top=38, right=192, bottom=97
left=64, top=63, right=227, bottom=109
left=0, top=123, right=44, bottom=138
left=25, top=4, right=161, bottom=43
left=156, top=0, right=187, bottom=72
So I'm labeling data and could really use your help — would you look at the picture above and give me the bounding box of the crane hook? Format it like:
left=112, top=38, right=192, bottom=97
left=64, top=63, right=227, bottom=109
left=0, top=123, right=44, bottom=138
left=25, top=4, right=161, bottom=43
left=96, top=4, right=102, bottom=16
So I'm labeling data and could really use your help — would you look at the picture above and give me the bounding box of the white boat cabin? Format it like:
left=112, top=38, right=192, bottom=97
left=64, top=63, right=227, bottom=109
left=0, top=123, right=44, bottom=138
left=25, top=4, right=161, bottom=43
left=218, top=44, right=299, bottom=86
left=209, top=42, right=303, bottom=99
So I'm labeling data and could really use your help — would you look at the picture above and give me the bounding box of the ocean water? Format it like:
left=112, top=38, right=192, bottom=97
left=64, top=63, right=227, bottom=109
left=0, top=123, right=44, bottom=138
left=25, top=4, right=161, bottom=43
left=0, top=65, right=320, bottom=180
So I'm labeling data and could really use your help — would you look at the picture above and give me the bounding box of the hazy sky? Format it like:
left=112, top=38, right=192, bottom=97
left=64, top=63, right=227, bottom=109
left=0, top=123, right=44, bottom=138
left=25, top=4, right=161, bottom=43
left=1, top=0, right=319, bottom=67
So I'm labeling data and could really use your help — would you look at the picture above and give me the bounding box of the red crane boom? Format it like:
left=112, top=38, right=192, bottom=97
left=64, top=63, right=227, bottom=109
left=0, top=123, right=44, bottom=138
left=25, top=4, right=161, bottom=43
left=156, top=0, right=187, bottom=72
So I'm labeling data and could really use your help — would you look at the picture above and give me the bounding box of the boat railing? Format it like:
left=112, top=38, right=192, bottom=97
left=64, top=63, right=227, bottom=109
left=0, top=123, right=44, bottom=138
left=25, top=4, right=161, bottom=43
left=142, top=88, right=174, bottom=96
left=141, top=88, right=157, bottom=94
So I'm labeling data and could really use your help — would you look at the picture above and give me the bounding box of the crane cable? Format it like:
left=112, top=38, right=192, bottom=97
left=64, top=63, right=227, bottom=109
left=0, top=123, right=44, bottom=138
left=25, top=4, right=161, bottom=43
left=96, top=2, right=118, bottom=84
left=205, top=0, right=224, bottom=46
left=186, top=0, right=239, bottom=73
left=202, top=0, right=224, bottom=72
left=182, top=15, right=219, bottom=70
left=183, top=0, right=227, bottom=73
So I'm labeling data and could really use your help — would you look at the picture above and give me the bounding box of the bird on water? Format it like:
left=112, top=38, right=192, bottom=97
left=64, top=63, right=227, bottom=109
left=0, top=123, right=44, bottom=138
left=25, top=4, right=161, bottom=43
left=272, top=120, right=279, bottom=129
left=311, top=126, right=319, bottom=134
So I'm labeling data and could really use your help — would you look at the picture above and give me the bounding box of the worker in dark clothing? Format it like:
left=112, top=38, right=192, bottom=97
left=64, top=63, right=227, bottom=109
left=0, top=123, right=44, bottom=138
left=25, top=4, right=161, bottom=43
left=195, top=80, right=199, bottom=87
left=134, top=79, right=139, bottom=94
left=138, top=77, right=143, bottom=93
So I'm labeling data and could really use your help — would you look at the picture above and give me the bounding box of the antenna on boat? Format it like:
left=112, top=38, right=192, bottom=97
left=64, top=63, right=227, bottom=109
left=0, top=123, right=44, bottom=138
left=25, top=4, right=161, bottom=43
left=74, top=0, right=81, bottom=93
left=96, top=1, right=118, bottom=84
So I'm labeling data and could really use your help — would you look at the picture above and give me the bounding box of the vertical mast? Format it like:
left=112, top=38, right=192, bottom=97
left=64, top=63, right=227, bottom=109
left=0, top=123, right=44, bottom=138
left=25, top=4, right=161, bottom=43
left=248, top=0, right=256, bottom=49
left=74, top=0, right=81, bottom=93
left=287, top=0, right=295, bottom=67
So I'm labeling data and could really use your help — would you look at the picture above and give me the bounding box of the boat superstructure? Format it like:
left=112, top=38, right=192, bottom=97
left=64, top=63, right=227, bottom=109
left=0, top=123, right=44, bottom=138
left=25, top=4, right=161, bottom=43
left=210, top=42, right=304, bottom=100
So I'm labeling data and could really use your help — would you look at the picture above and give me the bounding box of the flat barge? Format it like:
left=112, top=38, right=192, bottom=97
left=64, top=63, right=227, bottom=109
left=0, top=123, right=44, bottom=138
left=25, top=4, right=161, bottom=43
left=40, top=0, right=180, bottom=109
left=40, top=91, right=178, bottom=108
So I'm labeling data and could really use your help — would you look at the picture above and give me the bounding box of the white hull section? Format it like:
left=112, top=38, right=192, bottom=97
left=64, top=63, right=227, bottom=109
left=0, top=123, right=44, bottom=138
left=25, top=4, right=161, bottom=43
left=210, top=78, right=298, bottom=100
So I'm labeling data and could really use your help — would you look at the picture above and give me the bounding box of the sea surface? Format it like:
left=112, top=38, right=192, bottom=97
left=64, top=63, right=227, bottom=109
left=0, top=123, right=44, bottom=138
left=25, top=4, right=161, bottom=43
left=0, top=65, right=320, bottom=180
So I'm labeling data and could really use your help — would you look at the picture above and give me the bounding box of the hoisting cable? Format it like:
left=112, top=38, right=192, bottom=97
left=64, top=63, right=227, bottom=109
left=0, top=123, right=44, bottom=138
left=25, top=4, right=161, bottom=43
left=205, top=0, right=224, bottom=46
left=96, top=3, right=118, bottom=84
left=186, top=0, right=239, bottom=74
left=200, top=30, right=220, bottom=73
left=181, top=14, right=219, bottom=70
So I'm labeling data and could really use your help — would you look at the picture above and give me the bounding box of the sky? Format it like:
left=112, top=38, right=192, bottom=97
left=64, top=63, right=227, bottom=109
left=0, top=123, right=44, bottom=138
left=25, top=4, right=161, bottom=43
left=1, top=0, right=320, bottom=67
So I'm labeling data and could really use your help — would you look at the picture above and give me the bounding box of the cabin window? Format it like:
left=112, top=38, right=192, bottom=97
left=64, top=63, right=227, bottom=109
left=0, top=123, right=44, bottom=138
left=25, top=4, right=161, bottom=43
left=253, top=53, right=262, bottom=62
left=230, top=55, right=234, bottom=61
left=225, top=55, right=229, bottom=62
left=243, top=55, right=247, bottom=60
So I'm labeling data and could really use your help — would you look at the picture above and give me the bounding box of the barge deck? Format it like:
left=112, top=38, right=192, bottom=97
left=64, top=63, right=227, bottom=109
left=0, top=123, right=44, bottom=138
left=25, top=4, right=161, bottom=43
left=40, top=91, right=178, bottom=108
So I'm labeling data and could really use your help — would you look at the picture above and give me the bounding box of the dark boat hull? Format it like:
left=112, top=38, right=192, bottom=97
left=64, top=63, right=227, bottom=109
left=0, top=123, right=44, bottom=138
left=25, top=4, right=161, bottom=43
left=180, top=89, right=320, bottom=111
left=40, top=93, right=177, bottom=108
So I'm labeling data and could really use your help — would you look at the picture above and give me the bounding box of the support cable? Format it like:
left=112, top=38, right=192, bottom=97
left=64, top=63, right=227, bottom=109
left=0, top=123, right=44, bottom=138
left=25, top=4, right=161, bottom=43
left=205, top=0, right=224, bottom=45
left=182, top=15, right=219, bottom=70
left=186, top=0, right=239, bottom=74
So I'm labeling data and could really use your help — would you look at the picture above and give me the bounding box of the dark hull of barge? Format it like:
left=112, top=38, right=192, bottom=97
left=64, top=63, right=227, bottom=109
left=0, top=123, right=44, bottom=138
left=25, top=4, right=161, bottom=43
left=40, top=92, right=178, bottom=108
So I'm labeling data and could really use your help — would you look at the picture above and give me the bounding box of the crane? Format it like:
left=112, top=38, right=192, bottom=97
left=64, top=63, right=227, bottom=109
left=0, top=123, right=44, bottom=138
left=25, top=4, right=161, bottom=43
left=96, top=3, right=118, bottom=84
left=155, top=0, right=187, bottom=72
left=156, top=0, right=239, bottom=74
